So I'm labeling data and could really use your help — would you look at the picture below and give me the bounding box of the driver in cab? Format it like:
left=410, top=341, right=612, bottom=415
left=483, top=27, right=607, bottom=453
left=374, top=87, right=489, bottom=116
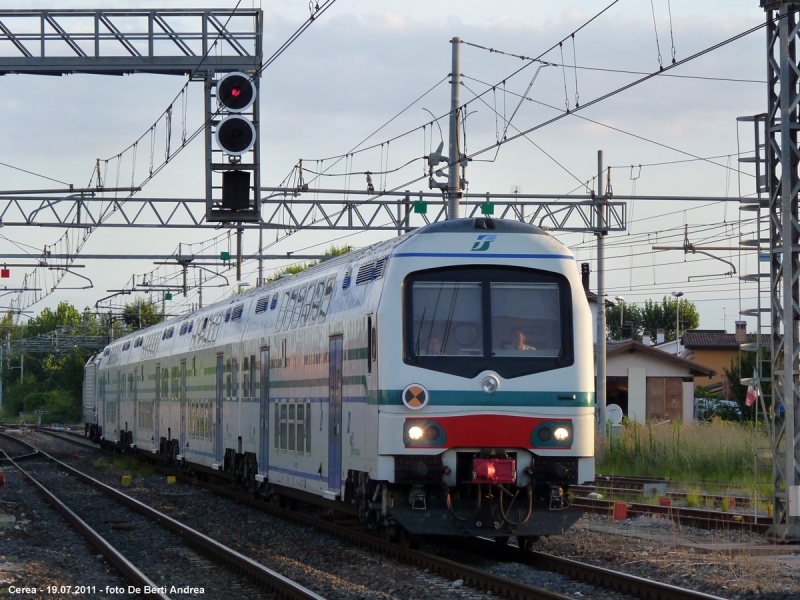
left=510, top=327, right=536, bottom=351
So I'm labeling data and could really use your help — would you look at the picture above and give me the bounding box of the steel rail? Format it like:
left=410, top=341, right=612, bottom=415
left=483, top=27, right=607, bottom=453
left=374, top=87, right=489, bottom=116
left=3, top=432, right=326, bottom=600
left=458, top=539, right=726, bottom=600
left=0, top=444, right=169, bottom=599
left=36, top=429, right=729, bottom=600
left=571, top=497, right=770, bottom=533
left=573, top=484, right=753, bottom=509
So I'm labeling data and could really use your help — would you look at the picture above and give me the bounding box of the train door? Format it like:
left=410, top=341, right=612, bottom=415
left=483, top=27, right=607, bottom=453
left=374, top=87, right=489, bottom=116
left=116, top=370, right=121, bottom=437
left=216, top=353, right=224, bottom=462
left=328, top=336, right=343, bottom=493
left=179, top=360, right=187, bottom=455
left=155, top=365, right=161, bottom=448
left=259, top=347, right=270, bottom=472
left=132, top=368, right=138, bottom=444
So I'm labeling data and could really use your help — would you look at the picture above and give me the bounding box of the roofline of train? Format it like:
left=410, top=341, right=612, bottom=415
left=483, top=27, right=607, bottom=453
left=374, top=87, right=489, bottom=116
left=93, top=217, right=556, bottom=357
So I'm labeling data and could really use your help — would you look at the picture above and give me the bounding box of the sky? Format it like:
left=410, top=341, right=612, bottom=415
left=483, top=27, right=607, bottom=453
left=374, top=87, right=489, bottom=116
left=0, top=0, right=774, bottom=335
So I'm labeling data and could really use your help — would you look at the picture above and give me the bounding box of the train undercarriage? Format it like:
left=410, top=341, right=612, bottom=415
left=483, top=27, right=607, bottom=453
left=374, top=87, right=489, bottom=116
left=85, top=425, right=581, bottom=544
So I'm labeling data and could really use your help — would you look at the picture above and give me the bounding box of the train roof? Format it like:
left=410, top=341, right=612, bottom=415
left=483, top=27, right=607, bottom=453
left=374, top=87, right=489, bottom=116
left=98, top=218, right=558, bottom=360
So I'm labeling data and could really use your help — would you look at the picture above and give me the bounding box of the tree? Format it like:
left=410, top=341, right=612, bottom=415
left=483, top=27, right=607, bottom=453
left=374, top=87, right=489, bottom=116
left=724, top=350, right=770, bottom=422
left=122, top=296, right=164, bottom=330
left=605, top=296, right=699, bottom=341
left=264, top=244, right=354, bottom=283
left=1, top=301, right=104, bottom=423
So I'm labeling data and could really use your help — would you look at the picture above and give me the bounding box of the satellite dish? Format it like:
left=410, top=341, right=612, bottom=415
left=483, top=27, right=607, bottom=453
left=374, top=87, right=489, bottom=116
left=606, top=404, right=623, bottom=425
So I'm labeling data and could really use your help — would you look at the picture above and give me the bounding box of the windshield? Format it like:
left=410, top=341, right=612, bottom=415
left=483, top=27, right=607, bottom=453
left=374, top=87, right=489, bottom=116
left=404, top=266, right=572, bottom=379
left=490, top=282, right=561, bottom=357
left=413, top=282, right=483, bottom=356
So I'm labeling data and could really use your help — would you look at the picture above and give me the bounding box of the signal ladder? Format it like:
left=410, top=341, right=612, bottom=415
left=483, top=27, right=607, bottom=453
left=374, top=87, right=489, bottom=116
left=737, top=114, right=774, bottom=520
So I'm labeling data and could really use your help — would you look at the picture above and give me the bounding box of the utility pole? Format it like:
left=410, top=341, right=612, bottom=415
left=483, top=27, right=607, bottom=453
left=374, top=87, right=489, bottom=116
left=236, top=226, right=243, bottom=282
left=596, top=150, right=607, bottom=440
left=447, top=37, right=462, bottom=220
left=258, top=225, right=263, bottom=286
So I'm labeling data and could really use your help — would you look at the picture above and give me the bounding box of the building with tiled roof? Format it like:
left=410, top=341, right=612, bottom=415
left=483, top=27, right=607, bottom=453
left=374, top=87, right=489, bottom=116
left=680, top=324, right=767, bottom=397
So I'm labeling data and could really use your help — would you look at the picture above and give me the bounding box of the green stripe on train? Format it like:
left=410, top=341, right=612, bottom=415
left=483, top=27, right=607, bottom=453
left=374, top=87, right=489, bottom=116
left=375, top=390, right=594, bottom=407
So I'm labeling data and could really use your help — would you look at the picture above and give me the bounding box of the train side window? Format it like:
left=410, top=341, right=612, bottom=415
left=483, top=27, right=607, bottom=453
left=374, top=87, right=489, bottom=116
left=367, top=316, right=372, bottom=375
left=308, top=280, right=325, bottom=325
left=231, top=357, right=239, bottom=399
left=305, top=401, right=312, bottom=453
left=274, top=402, right=280, bottom=449
left=290, top=285, right=308, bottom=329
left=288, top=402, right=296, bottom=452
left=250, top=354, right=256, bottom=398
left=276, top=291, right=290, bottom=331
left=296, top=402, right=305, bottom=454
left=317, top=276, right=336, bottom=324
left=299, top=285, right=314, bottom=327
left=226, top=359, right=232, bottom=397
left=281, top=288, right=299, bottom=331
left=243, top=357, right=250, bottom=398
left=279, top=402, right=288, bottom=452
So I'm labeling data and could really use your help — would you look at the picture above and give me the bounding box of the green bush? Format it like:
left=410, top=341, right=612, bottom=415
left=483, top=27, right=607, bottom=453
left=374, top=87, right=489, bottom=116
left=20, top=389, right=81, bottom=423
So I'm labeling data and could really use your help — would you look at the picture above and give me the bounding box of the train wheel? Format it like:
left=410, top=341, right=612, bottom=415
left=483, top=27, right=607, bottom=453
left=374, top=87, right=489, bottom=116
left=383, top=524, right=401, bottom=544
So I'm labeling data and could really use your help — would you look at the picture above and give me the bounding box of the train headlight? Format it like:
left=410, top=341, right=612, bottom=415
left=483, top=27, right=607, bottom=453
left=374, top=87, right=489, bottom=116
left=408, top=426, right=424, bottom=440
left=553, top=427, right=570, bottom=441
left=481, top=375, right=499, bottom=394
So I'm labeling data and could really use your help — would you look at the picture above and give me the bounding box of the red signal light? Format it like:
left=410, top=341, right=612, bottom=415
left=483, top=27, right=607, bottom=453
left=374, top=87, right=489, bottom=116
left=230, top=87, right=242, bottom=97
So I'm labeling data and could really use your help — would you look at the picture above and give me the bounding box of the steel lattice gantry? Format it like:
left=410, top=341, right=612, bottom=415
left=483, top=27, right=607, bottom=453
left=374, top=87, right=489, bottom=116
left=764, top=0, right=800, bottom=540
left=0, top=189, right=628, bottom=232
left=0, top=9, right=261, bottom=75
left=0, top=8, right=263, bottom=221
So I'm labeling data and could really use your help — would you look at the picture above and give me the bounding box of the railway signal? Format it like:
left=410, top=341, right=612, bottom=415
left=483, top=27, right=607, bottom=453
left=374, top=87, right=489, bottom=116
left=217, top=72, right=256, bottom=112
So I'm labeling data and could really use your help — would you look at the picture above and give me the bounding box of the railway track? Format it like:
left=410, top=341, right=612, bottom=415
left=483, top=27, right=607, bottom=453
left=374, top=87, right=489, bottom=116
left=0, top=431, right=325, bottom=600
left=36, top=428, right=728, bottom=600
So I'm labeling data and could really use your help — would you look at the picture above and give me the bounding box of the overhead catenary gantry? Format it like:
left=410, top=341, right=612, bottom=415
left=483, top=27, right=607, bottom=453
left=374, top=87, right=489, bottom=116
left=762, top=0, right=800, bottom=541
left=0, top=7, right=263, bottom=315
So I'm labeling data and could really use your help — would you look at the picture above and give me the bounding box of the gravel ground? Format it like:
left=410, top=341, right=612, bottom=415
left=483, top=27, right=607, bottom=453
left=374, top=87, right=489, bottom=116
left=0, top=437, right=129, bottom=600
left=17, top=430, right=800, bottom=600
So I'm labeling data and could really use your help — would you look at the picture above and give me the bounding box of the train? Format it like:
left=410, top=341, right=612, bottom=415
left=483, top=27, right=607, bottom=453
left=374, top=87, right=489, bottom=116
left=82, top=217, right=595, bottom=544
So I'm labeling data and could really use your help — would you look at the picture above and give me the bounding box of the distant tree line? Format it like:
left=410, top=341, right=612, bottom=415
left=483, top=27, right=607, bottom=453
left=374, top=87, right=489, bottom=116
left=605, top=296, right=700, bottom=342
left=1, top=297, right=162, bottom=424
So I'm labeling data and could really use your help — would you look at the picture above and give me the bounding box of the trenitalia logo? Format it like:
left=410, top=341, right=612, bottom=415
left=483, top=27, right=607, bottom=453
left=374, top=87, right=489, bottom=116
left=471, top=234, right=496, bottom=252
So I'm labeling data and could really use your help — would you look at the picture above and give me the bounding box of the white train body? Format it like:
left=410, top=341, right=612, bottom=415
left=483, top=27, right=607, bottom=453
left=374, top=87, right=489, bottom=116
left=84, top=218, right=595, bottom=538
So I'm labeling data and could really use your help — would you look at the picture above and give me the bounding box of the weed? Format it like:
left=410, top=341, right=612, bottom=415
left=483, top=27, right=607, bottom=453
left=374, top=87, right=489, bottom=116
left=597, top=418, right=767, bottom=487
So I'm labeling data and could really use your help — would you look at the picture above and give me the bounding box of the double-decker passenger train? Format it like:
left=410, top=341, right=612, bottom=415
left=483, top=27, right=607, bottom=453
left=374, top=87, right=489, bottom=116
left=82, top=218, right=594, bottom=543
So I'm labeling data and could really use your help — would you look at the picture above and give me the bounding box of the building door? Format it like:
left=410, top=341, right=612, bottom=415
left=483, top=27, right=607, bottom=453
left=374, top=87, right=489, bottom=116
left=646, top=377, right=684, bottom=422
left=328, top=337, right=343, bottom=492
left=259, top=348, right=270, bottom=473
left=216, top=354, right=224, bottom=462
left=179, top=361, right=187, bottom=454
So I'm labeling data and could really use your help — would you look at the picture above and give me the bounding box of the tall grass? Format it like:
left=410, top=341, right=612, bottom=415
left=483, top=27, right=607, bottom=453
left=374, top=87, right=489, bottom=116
left=598, top=418, right=768, bottom=487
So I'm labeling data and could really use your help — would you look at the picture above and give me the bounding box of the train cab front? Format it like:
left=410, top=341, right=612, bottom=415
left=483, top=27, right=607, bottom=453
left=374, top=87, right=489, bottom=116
left=375, top=230, right=595, bottom=540
left=383, top=419, right=588, bottom=540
